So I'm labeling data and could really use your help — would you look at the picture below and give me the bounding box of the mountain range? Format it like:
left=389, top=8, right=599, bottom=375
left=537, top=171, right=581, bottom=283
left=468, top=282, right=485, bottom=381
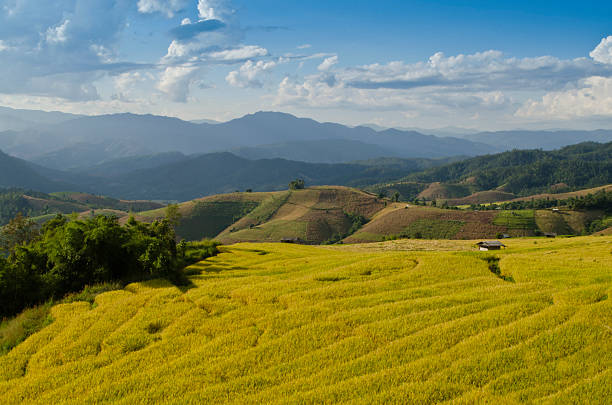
left=2, top=107, right=612, bottom=170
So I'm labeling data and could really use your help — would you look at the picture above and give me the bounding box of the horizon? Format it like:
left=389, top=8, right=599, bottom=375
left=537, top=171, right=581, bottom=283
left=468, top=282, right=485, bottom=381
left=0, top=1, right=611, bottom=131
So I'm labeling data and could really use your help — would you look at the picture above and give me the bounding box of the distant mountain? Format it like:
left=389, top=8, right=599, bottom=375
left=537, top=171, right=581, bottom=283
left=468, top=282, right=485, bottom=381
left=230, top=139, right=397, bottom=163
left=190, top=118, right=220, bottom=124
left=464, top=129, right=612, bottom=150
left=89, top=152, right=436, bottom=201
left=2, top=111, right=496, bottom=169
left=0, top=106, right=81, bottom=132
left=73, top=152, right=189, bottom=177
left=31, top=141, right=157, bottom=170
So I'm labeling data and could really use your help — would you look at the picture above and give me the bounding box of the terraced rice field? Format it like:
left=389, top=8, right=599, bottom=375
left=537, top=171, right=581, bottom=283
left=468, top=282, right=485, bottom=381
left=1, top=237, right=611, bottom=403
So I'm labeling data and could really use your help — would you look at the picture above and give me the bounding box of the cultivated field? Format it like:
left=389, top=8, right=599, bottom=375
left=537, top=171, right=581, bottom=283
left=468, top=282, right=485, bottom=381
left=1, top=236, right=610, bottom=403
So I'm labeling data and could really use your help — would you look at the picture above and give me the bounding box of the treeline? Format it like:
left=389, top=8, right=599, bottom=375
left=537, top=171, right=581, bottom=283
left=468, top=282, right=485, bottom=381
left=0, top=214, right=218, bottom=318
left=403, top=142, right=612, bottom=196
left=466, top=190, right=612, bottom=212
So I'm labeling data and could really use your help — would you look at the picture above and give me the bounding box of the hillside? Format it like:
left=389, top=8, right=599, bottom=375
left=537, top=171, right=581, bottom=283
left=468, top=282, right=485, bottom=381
left=0, top=189, right=164, bottom=226
left=1, top=237, right=610, bottom=403
left=370, top=142, right=612, bottom=201
left=133, top=187, right=385, bottom=244
left=0, top=150, right=67, bottom=192
left=91, top=153, right=425, bottom=201
left=345, top=204, right=605, bottom=243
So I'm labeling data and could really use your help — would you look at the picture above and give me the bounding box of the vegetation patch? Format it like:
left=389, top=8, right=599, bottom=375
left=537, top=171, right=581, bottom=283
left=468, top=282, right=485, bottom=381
left=493, top=210, right=536, bottom=229
left=176, top=201, right=259, bottom=241
left=482, top=256, right=514, bottom=282
left=385, top=219, right=465, bottom=240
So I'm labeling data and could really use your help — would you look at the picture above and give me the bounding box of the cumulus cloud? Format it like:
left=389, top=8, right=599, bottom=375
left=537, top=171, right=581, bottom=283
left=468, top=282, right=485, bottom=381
left=516, top=76, right=612, bottom=119
left=0, top=0, right=137, bottom=100
left=274, top=38, right=612, bottom=126
left=137, top=0, right=186, bottom=18
left=590, top=36, right=612, bottom=64
left=157, top=65, right=199, bottom=102
left=226, top=60, right=276, bottom=88
left=198, top=0, right=231, bottom=21
left=318, top=55, right=338, bottom=71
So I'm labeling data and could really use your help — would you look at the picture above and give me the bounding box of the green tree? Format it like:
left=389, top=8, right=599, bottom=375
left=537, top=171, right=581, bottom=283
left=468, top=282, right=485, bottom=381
left=165, top=204, right=182, bottom=229
left=0, top=213, right=39, bottom=254
left=289, top=179, right=305, bottom=190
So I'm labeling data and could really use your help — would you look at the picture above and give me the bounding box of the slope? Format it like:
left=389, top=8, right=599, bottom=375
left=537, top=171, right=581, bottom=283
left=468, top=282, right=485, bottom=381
left=0, top=236, right=610, bottom=403
left=94, top=153, right=421, bottom=201
left=0, top=150, right=67, bottom=192
left=217, top=187, right=385, bottom=244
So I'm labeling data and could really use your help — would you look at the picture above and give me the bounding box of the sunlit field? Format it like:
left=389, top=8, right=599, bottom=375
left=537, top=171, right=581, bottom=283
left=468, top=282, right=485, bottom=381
left=1, top=236, right=611, bottom=404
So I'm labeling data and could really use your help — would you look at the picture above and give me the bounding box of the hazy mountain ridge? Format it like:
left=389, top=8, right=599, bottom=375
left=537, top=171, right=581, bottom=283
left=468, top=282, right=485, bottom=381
left=1, top=109, right=496, bottom=168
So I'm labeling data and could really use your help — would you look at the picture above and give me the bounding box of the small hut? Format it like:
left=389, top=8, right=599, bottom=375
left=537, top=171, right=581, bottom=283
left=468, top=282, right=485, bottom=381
left=477, top=241, right=506, bottom=251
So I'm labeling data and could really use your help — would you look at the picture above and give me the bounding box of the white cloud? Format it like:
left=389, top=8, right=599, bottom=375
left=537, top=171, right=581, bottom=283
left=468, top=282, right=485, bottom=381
left=590, top=36, right=612, bottom=64
left=0, top=40, right=10, bottom=52
left=157, top=65, right=199, bottom=102
left=137, top=0, right=186, bottom=18
left=208, top=45, right=268, bottom=62
left=318, top=55, right=338, bottom=71
left=516, top=76, right=612, bottom=119
left=46, top=19, right=70, bottom=44
left=226, top=60, right=276, bottom=88
left=297, top=44, right=312, bottom=49
left=181, top=18, right=192, bottom=25
left=198, top=0, right=230, bottom=21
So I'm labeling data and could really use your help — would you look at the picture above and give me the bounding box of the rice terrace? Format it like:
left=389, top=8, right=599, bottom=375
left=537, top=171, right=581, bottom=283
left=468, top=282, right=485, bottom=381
left=1, top=236, right=610, bottom=404
left=2, top=1, right=612, bottom=404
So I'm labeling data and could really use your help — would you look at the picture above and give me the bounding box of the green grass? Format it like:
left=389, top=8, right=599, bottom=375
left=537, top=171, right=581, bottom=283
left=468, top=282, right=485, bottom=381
left=243, top=191, right=292, bottom=225
left=226, top=220, right=309, bottom=242
left=396, top=218, right=465, bottom=239
left=176, top=201, right=259, bottom=241
left=0, top=237, right=610, bottom=403
left=493, top=210, right=536, bottom=229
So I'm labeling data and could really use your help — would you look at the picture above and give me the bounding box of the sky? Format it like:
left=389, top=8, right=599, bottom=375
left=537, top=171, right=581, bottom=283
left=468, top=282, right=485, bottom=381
left=0, top=0, right=611, bottom=130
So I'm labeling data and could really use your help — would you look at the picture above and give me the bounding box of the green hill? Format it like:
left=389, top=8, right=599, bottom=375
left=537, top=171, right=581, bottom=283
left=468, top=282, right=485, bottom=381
left=0, top=188, right=164, bottom=226
left=0, top=236, right=610, bottom=403
left=402, top=142, right=612, bottom=196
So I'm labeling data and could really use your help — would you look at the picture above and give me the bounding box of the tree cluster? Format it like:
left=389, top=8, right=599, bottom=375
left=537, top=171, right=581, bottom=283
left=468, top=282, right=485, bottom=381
left=0, top=214, right=218, bottom=318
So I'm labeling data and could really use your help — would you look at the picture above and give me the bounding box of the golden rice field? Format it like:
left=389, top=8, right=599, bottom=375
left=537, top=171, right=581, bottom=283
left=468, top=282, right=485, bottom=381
left=1, top=236, right=611, bottom=404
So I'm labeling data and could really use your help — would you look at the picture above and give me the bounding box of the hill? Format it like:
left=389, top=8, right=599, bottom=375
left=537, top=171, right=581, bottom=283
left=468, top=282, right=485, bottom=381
left=0, top=236, right=610, bottom=403
left=0, top=189, right=164, bottom=226
left=0, top=150, right=67, bottom=192
left=371, top=142, right=612, bottom=201
left=133, top=187, right=384, bottom=244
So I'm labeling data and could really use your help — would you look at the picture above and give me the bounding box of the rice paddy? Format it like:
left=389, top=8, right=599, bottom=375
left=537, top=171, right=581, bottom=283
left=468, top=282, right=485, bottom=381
left=0, top=236, right=610, bottom=404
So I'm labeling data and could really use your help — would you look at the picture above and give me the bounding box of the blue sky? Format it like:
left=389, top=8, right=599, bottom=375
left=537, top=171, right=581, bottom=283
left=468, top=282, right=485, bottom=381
left=0, top=0, right=611, bottom=130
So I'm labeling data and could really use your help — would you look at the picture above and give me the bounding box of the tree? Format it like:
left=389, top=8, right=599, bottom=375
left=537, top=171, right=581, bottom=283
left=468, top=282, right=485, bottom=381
left=289, top=179, right=305, bottom=190
left=391, top=192, right=400, bottom=202
left=0, top=213, right=39, bottom=254
left=165, top=204, right=182, bottom=229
